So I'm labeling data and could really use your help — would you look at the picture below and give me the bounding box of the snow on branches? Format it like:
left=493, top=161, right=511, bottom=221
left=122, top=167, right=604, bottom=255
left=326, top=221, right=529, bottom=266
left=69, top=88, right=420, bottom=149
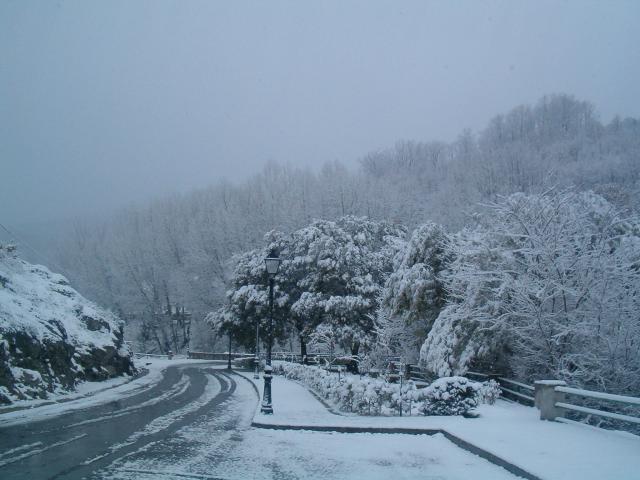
left=213, top=190, right=640, bottom=396
left=210, top=217, right=406, bottom=358
left=420, top=190, right=640, bottom=394
left=375, top=223, right=451, bottom=363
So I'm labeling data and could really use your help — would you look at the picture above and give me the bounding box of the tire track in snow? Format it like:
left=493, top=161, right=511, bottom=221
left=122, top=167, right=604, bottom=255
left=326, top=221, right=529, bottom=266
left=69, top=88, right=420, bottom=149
left=97, top=371, right=254, bottom=480
left=106, top=467, right=229, bottom=479
left=0, top=434, right=87, bottom=468
left=81, top=372, right=221, bottom=464
left=0, top=365, right=227, bottom=480
left=65, top=373, right=191, bottom=429
left=0, top=362, right=189, bottom=430
left=52, top=369, right=232, bottom=480
left=0, top=441, right=43, bottom=460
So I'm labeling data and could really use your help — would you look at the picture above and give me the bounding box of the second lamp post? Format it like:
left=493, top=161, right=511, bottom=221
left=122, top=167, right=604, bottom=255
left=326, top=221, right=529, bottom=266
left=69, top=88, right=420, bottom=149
left=261, top=249, right=281, bottom=414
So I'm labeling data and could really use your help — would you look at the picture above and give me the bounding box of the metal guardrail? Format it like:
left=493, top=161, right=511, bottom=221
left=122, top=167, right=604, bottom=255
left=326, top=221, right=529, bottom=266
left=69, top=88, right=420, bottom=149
left=405, top=364, right=435, bottom=386
left=553, top=386, right=640, bottom=426
left=272, top=351, right=303, bottom=363
left=134, top=351, right=257, bottom=361
left=188, top=351, right=254, bottom=360
left=555, top=403, right=640, bottom=425
left=466, top=372, right=535, bottom=405
left=465, top=373, right=640, bottom=432
left=465, top=371, right=489, bottom=378
left=134, top=353, right=169, bottom=359
left=498, top=377, right=535, bottom=403
left=555, top=386, right=640, bottom=406
left=271, top=351, right=360, bottom=366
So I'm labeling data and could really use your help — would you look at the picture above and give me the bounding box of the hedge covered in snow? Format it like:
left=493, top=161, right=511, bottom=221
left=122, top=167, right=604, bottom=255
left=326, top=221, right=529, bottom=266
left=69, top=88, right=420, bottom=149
left=272, top=361, right=500, bottom=416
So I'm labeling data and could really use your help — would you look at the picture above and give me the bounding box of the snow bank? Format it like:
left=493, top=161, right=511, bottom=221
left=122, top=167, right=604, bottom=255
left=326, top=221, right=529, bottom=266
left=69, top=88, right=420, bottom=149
left=0, top=247, right=134, bottom=404
left=244, top=371, right=640, bottom=480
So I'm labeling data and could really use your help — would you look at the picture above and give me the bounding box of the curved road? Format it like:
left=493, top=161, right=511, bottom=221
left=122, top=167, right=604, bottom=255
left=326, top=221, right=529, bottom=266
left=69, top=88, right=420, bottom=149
left=0, top=364, right=521, bottom=480
left=0, top=364, right=242, bottom=480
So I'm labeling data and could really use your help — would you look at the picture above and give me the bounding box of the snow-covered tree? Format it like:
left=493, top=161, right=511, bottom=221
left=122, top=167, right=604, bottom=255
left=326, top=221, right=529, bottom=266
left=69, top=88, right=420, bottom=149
left=48, top=93, right=640, bottom=361
left=286, top=217, right=406, bottom=359
left=420, top=190, right=640, bottom=394
left=206, top=230, right=292, bottom=352
left=211, top=217, right=406, bottom=363
left=375, top=223, right=451, bottom=362
left=307, top=323, right=340, bottom=363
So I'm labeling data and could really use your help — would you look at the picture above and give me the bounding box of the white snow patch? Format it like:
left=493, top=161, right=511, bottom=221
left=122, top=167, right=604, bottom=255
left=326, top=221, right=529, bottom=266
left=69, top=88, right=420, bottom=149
left=240, top=371, right=640, bottom=480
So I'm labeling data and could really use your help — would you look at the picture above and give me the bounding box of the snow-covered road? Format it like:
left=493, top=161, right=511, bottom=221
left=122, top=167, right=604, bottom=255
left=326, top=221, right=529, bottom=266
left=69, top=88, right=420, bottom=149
left=0, top=363, right=231, bottom=479
left=0, top=364, right=521, bottom=480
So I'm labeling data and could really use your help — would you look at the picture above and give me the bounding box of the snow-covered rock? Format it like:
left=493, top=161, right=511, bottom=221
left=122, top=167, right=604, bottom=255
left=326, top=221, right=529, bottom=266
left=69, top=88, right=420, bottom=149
left=0, top=247, right=134, bottom=404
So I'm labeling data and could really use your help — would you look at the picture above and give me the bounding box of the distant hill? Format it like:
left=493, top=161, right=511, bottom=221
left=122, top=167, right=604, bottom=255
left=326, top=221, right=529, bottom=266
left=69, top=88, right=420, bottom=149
left=51, top=94, right=640, bottom=353
left=0, top=245, right=135, bottom=404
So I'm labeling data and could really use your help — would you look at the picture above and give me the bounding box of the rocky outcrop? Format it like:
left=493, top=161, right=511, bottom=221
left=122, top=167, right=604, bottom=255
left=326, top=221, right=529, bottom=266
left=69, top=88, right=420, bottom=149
left=0, top=246, right=135, bottom=404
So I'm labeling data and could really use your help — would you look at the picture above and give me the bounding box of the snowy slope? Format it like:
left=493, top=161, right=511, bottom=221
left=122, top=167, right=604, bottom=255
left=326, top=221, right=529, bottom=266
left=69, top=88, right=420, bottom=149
left=0, top=247, right=134, bottom=404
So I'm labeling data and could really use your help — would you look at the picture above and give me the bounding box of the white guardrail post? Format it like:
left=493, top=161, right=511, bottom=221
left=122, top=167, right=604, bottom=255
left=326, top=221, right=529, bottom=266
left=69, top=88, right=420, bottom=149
left=534, top=380, right=567, bottom=421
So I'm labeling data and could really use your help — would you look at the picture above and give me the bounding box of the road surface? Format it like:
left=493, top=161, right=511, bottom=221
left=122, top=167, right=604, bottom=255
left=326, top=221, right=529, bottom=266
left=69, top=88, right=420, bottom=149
left=0, top=363, right=519, bottom=480
left=0, top=364, right=235, bottom=479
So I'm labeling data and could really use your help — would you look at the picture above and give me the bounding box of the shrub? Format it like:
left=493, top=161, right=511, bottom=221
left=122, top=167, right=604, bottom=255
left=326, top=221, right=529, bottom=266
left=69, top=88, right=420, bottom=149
left=477, top=379, right=501, bottom=405
left=272, top=361, right=491, bottom=417
left=421, top=376, right=479, bottom=416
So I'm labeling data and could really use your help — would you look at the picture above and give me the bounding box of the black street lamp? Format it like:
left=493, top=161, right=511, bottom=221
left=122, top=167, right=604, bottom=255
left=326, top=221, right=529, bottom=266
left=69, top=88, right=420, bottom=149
left=254, top=319, right=260, bottom=379
left=261, top=249, right=281, bottom=414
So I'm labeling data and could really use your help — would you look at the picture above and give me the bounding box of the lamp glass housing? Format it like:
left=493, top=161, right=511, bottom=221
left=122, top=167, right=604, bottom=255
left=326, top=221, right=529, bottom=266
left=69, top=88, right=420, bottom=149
left=264, top=252, right=281, bottom=276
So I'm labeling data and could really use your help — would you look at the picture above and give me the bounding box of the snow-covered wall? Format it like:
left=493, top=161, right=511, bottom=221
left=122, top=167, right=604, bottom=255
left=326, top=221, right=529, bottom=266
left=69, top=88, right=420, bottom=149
left=0, top=247, right=134, bottom=404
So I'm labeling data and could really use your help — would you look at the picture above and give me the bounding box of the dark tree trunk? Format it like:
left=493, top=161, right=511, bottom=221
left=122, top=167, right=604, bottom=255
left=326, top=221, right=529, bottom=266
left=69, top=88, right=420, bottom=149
left=153, top=328, right=163, bottom=354
left=347, top=341, right=360, bottom=374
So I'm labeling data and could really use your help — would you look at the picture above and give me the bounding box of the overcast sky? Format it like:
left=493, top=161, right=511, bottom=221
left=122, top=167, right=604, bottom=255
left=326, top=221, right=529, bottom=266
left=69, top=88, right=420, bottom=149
left=2, top=0, right=639, bottom=227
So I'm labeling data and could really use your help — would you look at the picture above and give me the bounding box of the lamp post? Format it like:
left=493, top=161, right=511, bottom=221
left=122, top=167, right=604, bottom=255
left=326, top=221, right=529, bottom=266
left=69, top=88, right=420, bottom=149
left=261, top=249, right=281, bottom=414
left=254, top=320, right=260, bottom=379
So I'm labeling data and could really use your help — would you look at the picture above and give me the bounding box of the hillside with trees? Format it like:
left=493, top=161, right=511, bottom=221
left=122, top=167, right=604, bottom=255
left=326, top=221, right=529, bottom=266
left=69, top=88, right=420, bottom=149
left=50, top=94, right=640, bottom=394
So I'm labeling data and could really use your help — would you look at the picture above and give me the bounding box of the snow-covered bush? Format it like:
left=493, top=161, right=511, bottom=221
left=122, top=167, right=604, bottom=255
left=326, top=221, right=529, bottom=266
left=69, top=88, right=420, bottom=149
left=273, top=362, right=487, bottom=416
left=420, top=377, right=479, bottom=416
left=477, top=380, right=501, bottom=405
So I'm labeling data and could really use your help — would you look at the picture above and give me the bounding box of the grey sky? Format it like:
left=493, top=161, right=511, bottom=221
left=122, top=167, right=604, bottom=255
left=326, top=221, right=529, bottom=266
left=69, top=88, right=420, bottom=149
left=1, top=0, right=639, bottom=226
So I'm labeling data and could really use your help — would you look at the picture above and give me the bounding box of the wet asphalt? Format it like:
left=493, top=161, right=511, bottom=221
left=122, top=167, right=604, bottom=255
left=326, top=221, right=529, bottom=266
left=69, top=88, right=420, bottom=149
left=0, top=363, right=237, bottom=480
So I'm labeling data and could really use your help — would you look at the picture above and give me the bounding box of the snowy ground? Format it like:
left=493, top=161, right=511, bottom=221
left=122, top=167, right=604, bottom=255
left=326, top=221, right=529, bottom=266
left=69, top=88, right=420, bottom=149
left=0, top=359, right=523, bottom=479
left=241, top=371, right=640, bottom=480
left=93, top=367, right=519, bottom=480
left=2, top=361, right=638, bottom=479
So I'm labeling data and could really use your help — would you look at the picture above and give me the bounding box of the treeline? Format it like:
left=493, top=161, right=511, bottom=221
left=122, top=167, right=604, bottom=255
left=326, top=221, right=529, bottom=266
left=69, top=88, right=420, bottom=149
left=54, top=94, right=640, bottom=354
left=217, top=191, right=640, bottom=395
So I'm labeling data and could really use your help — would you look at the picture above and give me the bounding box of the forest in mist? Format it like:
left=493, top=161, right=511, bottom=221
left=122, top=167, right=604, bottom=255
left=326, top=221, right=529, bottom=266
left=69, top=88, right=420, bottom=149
left=51, top=94, right=640, bottom=383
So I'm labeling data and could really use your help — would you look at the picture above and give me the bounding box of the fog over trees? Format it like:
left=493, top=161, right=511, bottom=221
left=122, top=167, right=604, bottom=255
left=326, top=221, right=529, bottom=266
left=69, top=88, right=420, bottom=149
left=52, top=94, right=640, bottom=393
left=3, top=2, right=640, bottom=476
